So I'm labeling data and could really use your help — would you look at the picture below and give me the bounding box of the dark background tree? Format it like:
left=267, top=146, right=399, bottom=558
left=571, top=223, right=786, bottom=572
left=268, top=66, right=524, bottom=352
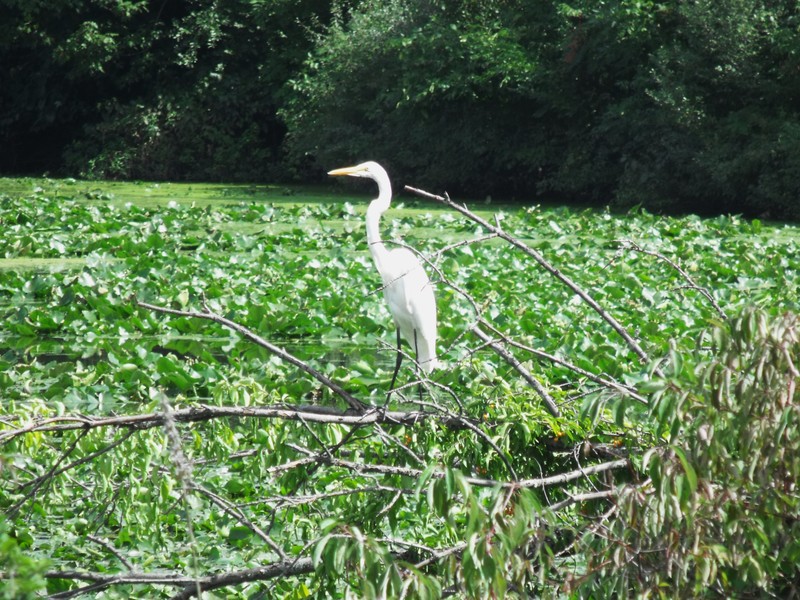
left=0, top=0, right=338, bottom=181
left=2, top=0, right=799, bottom=218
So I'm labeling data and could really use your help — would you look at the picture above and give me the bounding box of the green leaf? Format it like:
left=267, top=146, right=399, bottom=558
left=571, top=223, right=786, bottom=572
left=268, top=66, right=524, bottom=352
left=671, top=446, right=698, bottom=494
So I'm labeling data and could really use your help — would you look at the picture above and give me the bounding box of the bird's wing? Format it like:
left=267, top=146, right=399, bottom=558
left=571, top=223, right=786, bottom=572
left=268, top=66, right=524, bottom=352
left=381, top=249, right=437, bottom=361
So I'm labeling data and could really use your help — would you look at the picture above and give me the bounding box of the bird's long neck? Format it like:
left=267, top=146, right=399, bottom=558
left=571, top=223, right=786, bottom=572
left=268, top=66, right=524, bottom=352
left=366, top=172, right=392, bottom=275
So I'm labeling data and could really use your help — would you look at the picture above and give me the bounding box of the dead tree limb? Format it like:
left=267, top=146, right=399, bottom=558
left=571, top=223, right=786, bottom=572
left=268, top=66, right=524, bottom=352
left=42, top=558, right=315, bottom=599
left=0, top=404, right=473, bottom=444
left=482, top=321, right=648, bottom=405
left=135, top=299, right=368, bottom=412
left=472, top=325, right=561, bottom=418
left=404, top=185, right=659, bottom=373
left=318, top=455, right=628, bottom=490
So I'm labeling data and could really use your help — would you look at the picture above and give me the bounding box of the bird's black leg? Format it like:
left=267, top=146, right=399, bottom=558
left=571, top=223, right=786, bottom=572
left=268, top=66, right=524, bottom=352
left=386, top=327, right=403, bottom=405
left=413, top=329, right=423, bottom=403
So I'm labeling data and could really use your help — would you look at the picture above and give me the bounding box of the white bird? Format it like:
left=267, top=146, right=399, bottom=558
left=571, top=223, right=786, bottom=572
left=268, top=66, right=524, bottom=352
left=328, top=161, right=438, bottom=400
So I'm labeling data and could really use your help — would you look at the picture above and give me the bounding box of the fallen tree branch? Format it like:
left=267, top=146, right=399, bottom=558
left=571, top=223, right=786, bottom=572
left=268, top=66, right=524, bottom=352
left=42, top=558, right=315, bottom=599
left=0, top=404, right=471, bottom=444
left=86, top=534, right=134, bottom=571
left=484, top=322, right=648, bottom=405
left=191, top=484, right=286, bottom=560
left=255, top=485, right=409, bottom=510
left=404, top=185, right=659, bottom=373
left=472, top=325, right=561, bottom=418
left=319, top=455, right=629, bottom=490
left=135, top=298, right=368, bottom=412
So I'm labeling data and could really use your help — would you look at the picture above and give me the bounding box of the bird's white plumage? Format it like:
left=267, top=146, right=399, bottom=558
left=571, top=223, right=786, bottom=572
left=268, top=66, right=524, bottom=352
left=378, top=246, right=437, bottom=372
left=328, top=161, right=438, bottom=372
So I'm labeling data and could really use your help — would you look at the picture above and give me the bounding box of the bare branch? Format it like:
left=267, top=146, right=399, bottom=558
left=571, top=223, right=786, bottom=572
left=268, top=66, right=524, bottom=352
left=254, top=485, right=409, bottom=510
left=86, top=534, right=134, bottom=571
left=1, top=404, right=472, bottom=444
left=191, top=484, right=287, bottom=560
left=6, top=429, right=89, bottom=518
left=42, top=558, right=315, bottom=599
left=432, top=233, right=499, bottom=261
left=320, top=455, right=629, bottom=490
left=136, top=299, right=368, bottom=412
left=414, top=397, right=519, bottom=481
left=472, top=325, right=561, bottom=418
left=547, top=489, right=616, bottom=512
left=404, top=185, right=658, bottom=372
left=492, top=328, right=648, bottom=405
left=618, top=239, right=727, bottom=320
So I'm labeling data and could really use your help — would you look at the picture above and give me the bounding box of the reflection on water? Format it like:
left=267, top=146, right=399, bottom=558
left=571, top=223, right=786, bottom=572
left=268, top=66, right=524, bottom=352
left=0, top=258, right=89, bottom=271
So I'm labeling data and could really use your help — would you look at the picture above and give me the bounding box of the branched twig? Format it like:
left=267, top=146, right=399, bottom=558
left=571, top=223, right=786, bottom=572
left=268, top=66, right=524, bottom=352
left=414, top=397, right=519, bottom=481
left=86, top=534, right=134, bottom=571
left=480, top=319, right=648, bottom=405
left=10, top=429, right=136, bottom=514
left=6, top=429, right=89, bottom=518
left=432, top=233, right=499, bottom=261
left=404, top=186, right=659, bottom=373
left=472, top=325, right=561, bottom=418
left=191, top=484, right=287, bottom=560
left=135, top=298, right=368, bottom=412
left=414, top=541, right=468, bottom=570
left=618, top=239, right=727, bottom=320
left=548, top=489, right=616, bottom=512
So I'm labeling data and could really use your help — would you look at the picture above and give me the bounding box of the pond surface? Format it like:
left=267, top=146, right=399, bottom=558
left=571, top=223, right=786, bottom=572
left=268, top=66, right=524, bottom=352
left=2, top=177, right=465, bottom=415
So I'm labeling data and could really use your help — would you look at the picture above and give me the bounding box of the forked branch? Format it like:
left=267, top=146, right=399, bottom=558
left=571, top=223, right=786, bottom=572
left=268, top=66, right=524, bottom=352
left=404, top=185, right=658, bottom=373
left=136, top=298, right=369, bottom=412
left=617, top=238, right=727, bottom=320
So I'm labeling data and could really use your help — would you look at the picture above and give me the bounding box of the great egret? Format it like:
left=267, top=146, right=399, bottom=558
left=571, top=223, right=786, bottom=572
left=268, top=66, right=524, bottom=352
left=328, top=161, right=438, bottom=400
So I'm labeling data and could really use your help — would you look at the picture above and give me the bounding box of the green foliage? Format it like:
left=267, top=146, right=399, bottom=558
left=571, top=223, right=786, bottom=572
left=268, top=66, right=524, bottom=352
left=576, top=310, right=800, bottom=597
left=283, top=0, right=558, bottom=193
left=0, top=519, right=49, bottom=599
left=0, top=179, right=798, bottom=596
left=529, top=0, right=800, bottom=217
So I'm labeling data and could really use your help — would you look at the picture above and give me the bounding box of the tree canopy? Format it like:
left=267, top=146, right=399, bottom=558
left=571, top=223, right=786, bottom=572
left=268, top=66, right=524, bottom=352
left=1, top=0, right=799, bottom=218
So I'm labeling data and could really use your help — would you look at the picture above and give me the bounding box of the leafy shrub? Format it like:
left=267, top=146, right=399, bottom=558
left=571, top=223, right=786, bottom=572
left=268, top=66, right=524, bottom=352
left=282, top=0, right=558, bottom=195
left=577, top=310, right=800, bottom=597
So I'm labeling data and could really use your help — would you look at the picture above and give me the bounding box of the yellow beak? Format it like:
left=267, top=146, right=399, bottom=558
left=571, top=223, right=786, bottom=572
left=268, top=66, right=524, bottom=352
left=327, top=165, right=363, bottom=177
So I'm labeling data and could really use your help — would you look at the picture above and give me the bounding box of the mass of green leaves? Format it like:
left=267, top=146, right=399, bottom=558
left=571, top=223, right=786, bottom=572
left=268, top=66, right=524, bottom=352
left=1, top=178, right=798, bottom=597
left=577, top=311, right=800, bottom=597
